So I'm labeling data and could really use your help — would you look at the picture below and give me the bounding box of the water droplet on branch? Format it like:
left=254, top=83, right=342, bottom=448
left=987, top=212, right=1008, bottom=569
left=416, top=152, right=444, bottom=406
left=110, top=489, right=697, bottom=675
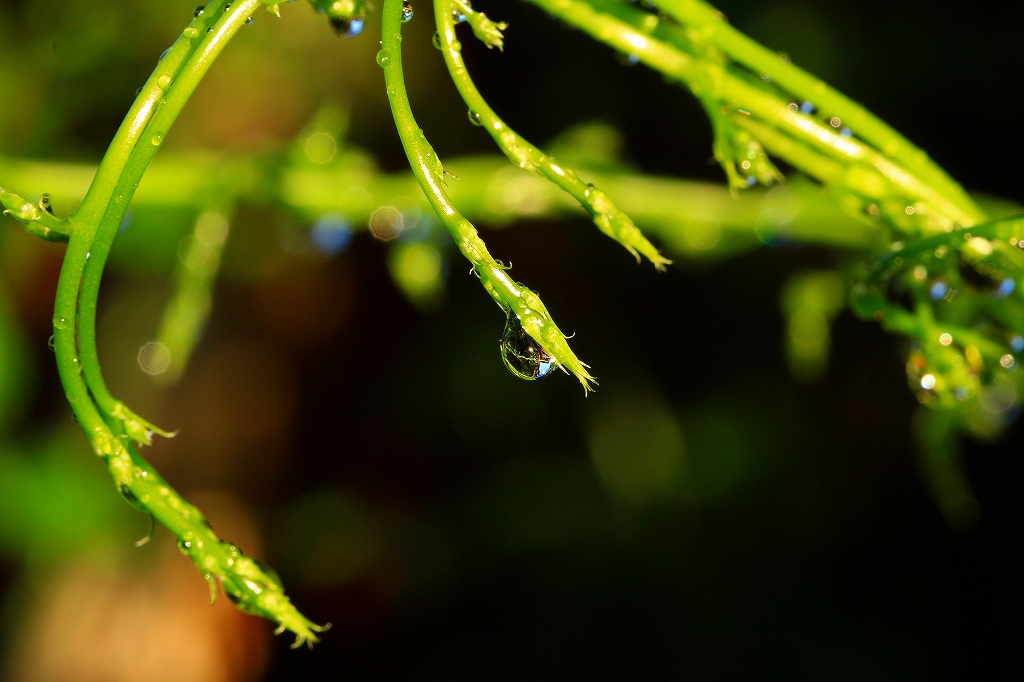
left=500, top=312, right=557, bottom=380
left=401, top=1, right=414, bottom=22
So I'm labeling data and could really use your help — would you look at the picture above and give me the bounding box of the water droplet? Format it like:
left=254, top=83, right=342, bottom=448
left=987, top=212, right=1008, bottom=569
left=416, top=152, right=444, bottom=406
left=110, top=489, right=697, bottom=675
left=245, top=15, right=253, bottom=24
left=47, top=335, right=56, bottom=352
left=452, top=9, right=467, bottom=23
left=159, top=47, right=171, bottom=61
left=118, top=484, right=148, bottom=513
left=183, top=26, right=199, bottom=38
left=500, top=311, right=557, bottom=380
left=157, top=74, right=172, bottom=90
left=52, top=315, right=68, bottom=330
left=799, top=100, right=814, bottom=114
left=206, top=26, right=214, bottom=34
left=193, top=5, right=205, bottom=17
left=467, top=109, right=482, bottom=126
left=401, top=0, right=414, bottom=22
left=223, top=2, right=231, bottom=10
left=329, top=16, right=364, bottom=37
left=177, top=538, right=193, bottom=555
left=150, top=133, right=164, bottom=146
left=994, top=277, right=1016, bottom=298
left=375, top=48, right=391, bottom=67
left=135, top=86, right=144, bottom=96
left=432, top=31, right=443, bottom=49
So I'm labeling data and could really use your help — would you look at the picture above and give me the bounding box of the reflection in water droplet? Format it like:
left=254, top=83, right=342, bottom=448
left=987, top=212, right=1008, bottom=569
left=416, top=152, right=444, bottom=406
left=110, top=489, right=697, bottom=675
left=157, top=74, right=172, bottom=90
left=183, top=26, right=199, bottom=38
left=245, top=15, right=253, bottom=24
left=375, top=49, right=391, bottom=67
left=432, top=31, right=443, bottom=49
left=467, top=109, right=482, bottom=126
left=47, top=335, right=56, bottom=352
left=500, top=312, right=557, bottom=380
left=401, top=0, right=413, bottom=22
left=193, top=6, right=205, bottom=17
left=452, top=10, right=467, bottom=23
left=330, top=16, right=364, bottom=37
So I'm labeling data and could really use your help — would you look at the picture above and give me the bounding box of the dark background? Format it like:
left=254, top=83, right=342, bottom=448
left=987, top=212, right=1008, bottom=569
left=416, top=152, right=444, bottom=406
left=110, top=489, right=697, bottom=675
left=1, top=0, right=1022, bottom=679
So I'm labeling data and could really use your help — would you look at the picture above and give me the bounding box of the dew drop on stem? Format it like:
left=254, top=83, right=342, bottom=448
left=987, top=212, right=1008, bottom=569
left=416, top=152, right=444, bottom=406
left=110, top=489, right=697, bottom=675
left=330, top=16, right=364, bottom=37
left=375, top=49, right=391, bottom=67
left=193, top=5, right=205, bottom=17
left=500, top=311, right=557, bottom=380
left=432, top=31, right=443, bottom=49
left=401, top=0, right=413, bottom=22
left=467, top=109, right=482, bottom=126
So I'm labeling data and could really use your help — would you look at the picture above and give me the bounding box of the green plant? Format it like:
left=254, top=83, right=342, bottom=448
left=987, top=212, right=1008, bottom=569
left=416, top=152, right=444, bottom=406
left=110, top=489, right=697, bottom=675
left=1, top=0, right=1020, bottom=648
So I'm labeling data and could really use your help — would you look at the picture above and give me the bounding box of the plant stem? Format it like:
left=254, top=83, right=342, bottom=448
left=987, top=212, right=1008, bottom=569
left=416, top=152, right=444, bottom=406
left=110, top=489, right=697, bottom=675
left=379, top=0, right=595, bottom=390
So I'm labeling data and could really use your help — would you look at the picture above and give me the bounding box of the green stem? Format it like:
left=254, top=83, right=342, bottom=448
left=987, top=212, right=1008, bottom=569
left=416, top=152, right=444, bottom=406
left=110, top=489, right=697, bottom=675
left=436, top=0, right=669, bottom=269
left=379, top=0, right=595, bottom=390
left=72, top=0, right=259, bottom=443
left=526, top=0, right=987, bottom=233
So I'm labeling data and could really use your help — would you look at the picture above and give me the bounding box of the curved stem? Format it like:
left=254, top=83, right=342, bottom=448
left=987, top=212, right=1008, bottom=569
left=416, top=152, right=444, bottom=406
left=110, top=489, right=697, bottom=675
left=379, top=0, right=595, bottom=390
left=435, top=0, right=669, bottom=269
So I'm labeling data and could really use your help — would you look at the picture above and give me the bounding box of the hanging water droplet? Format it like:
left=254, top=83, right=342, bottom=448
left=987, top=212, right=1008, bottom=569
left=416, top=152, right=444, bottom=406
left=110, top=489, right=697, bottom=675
left=500, top=311, right=557, bottom=380
left=401, top=0, right=414, bottom=22
left=159, top=47, right=171, bottom=61
left=452, top=9, right=467, bottom=23
left=467, top=109, right=482, bottom=126
left=376, top=49, right=391, bottom=67
left=47, top=335, right=56, bottom=352
left=206, top=26, right=214, bottom=34
left=329, top=16, right=364, bottom=37
left=177, top=538, right=193, bottom=555
left=223, top=2, right=231, bottom=11
left=432, top=31, right=443, bottom=49
left=245, top=15, right=253, bottom=24
left=193, top=5, right=205, bottom=17
left=135, top=86, right=144, bottom=96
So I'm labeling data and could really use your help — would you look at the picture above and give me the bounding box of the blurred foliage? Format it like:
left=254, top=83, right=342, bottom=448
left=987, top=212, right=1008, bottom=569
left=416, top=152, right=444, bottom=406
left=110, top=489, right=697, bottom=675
left=2, top=0, right=1023, bottom=678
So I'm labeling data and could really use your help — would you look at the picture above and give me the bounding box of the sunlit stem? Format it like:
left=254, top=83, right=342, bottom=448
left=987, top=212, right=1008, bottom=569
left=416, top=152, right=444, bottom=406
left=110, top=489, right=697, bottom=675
left=61, top=0, right=258, bottom=445
left=526, top=0, right=987, bottom=233
left=436, top=0, right=670, bottom=270
left=379, top=0, right=595, bottom=390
